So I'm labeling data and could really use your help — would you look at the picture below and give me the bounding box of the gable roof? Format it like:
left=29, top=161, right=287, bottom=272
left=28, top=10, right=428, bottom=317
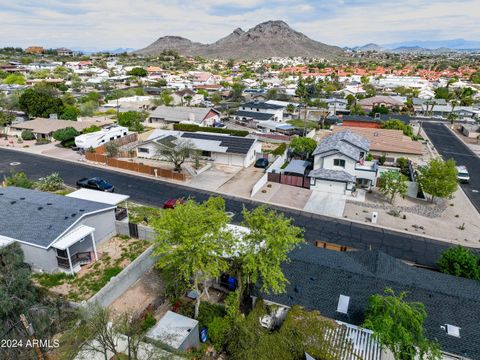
left=241, top=101, right=285, bottom=110
left=313, top=130, right=370, bottom=160
left=234, top=110, right=275, bottom=121
left=149, top=106, right=219, bottom=124
left=358, top=96, right=404, bottom=107
left=257, top=245, right=480, bottom=359
left=332, top=127, right=423, bottom=156
left=0, top=187, right=115, bottom=249
left=146, top=130, right=257, bottom=155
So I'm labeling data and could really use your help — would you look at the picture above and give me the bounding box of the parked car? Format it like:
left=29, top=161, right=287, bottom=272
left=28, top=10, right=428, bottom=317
left=163, top=198, right=185, bottom=209
left=456, top=166, right=470, bottom=183
left=76, top=177, right=115, bottom=192
left=254, top=158, right=269, bottom=169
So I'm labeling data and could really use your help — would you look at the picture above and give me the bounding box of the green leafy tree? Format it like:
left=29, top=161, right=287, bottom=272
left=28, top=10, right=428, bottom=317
left=3, top=73, right=25, bottom=85
left=289, top=136, right=317, bottom=159
left=363, top=288, right=441, bottom=360
left=286, top=103, right=295, bottom=114
left=105, top=142, right=119, bottom=158
left=18, top=86, right=64, bottom=118
left=381, top=119, right=414, bottom=138
left=127, top=67, right=148, bottom=77
left=155, top=138, right=194, bottom=172
left=232, top=205, right=304, bottom=299
left=417, top=158, right=458, bottom=203
left=151, top=197, right=233, bottom=318
left=437, top=246, right=480, bottom=280
left=53, top=127, right=80, bottom=147
left=117, top=111, right=145, bottom=132
left=82, top=124, right=101, bottom=134
left=60, top=104, right=80, bottom=120
left=369, top=105, right=389, bottom=115
left=211, top=92, right=222, bottom=106
left=230, top=82, right=245, bottom=101
left=378, top=171, right=408, bottom=204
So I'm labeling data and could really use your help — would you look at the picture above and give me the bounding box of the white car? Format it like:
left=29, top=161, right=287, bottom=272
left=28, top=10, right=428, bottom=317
left=456, top=166, right=470, bottom=183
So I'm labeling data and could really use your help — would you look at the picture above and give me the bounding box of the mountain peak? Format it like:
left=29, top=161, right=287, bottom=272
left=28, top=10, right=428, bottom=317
left=135, top=20, right=344, bottom=60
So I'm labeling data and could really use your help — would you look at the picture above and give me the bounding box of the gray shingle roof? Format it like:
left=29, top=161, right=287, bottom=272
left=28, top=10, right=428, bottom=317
left=312, top=130, right=370, bottom=159
left=235, top=110, right=275, bottom=121
left=256, top=245, right=480, bottom=359
left=309, top=168, right=356, bottom=182
left=241, top=101, right=284, bottom=110
left=0, top=187, right=114, bottom=248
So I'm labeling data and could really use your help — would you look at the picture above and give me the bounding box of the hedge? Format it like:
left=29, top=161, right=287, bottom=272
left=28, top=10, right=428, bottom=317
left=173, top=123, right=249, bottom=137
left=272, top=142, right=287, bottom=156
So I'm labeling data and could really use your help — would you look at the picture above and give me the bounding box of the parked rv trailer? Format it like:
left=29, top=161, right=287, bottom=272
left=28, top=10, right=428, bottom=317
left=75, top=125, right=128, bottom=149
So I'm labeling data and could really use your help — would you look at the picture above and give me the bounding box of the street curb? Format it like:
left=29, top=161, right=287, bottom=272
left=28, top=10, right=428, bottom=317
left=0, top=145, right=472, bottom=248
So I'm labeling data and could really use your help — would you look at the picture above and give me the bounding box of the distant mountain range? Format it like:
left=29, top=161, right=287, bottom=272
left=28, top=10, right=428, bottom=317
left=134, top=20, right=345, bottom=60
left=73, top=47, right=135, bottom=55
left=351, top=39, right=480, bottom=54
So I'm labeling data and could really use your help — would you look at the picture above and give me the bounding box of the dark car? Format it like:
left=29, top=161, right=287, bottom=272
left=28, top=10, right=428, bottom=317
left=76, top=177, right=115, bottom=192
left=163, top=198, right=185, bottom=209
left=254, top=158, right=269, bottom=169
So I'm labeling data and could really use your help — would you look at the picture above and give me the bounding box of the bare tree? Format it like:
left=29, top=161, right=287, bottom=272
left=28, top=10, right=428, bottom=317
left=155, top=139, right=195, bottom=172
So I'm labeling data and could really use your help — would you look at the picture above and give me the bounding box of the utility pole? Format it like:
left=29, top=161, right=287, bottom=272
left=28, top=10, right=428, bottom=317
left=20, top=314, right=44, bottom=360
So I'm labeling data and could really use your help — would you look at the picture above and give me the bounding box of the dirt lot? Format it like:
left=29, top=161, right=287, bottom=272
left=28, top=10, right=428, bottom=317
left=344, top=188, right=480, bottom=247
left=109, top=268, right=164, bottom=315
left=217, top=166, right=266, bottom=197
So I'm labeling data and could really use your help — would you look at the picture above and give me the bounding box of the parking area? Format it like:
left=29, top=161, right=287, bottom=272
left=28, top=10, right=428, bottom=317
left=217, top=166, right=266, bottom=197
left=187, top=164, right=242, bottom=191
left=253, top=182, right=312, bottom=209
left=304, top=192, right=347, bottom=217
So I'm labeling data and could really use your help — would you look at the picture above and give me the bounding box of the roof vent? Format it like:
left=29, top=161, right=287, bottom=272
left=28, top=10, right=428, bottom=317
left=64, top=216, right=69, bottom=220
left=373, top=132, right=379, bottom=137
left=47, top=202, right=52, bottom=205
left=79, top=209, right=85, bottom=212
left=20, top=197, right=25, bottom=200
left=71, top=213, right=77, bottom=217
left=444, top=324, right=461, bottom=338
left=10, top=200, right=16, bottom=204
left=38, top=207, right=43, bottom=210
left=336, top=294, right=350, bottom=315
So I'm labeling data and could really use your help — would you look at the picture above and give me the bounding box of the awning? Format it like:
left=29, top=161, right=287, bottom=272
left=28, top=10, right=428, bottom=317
left=52, top=225, right=95, bottom=250
left=283, top=160, right=310, bottom=175
left=67, top=188, right=129, bottom=205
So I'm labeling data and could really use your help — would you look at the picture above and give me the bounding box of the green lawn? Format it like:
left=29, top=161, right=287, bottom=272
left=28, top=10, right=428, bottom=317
left=128, top=204, right=163, bottom=225
left=287, top=119, right=320, bottom=130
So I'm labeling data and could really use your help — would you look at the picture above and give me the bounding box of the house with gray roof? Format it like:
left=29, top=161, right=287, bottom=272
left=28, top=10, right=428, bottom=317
left=147, top=106, right=220, bottom=127
left=254, top=244, right=480, bottom=360
left=235, top=100, right=285, bottom=122
left=0, top=187, right=118, bottom=274
left=136, top=129, right=261, bottom=167
left=310, top=130, right=378, bottom=194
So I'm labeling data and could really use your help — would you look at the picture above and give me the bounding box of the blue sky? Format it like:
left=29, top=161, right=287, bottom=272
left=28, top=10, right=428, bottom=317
left=0, top=0, right=479, bottom=50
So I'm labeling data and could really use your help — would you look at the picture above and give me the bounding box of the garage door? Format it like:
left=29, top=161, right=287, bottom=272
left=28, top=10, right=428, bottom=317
left=230, top=155, right=244, bottom=167
left=313, top=180, right=346, bottom=194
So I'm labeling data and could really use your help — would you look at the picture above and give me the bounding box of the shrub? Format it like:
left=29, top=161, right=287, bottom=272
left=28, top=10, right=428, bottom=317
left=207, top=316, right=231, bottom=350
left=105, top=142, right=119, bottom=158
left=35, top=138, right=51, bottom=145
left=53, top=127, right=80, bottom=147
left=35, top=172, right=64, bottom=192
left=272, top=142, right=287, bottom=156
left=173, top=123, right=249, bottom=137
left=437, top=246, right=480, bottom=280
left=3, top=171, right=33, bottom=188
left=21, top=129, right=35, bottom=140
left=140, top=313, right=156, bottom=332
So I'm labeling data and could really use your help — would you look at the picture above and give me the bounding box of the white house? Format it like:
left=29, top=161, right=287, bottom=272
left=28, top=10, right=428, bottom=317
left=136, top=129, right=261, bottom=168
left=235, top=101, right=285, bottom=122
left=147, top=106, right=221, bottom=127
left=309, top=131, right=378, bottom=194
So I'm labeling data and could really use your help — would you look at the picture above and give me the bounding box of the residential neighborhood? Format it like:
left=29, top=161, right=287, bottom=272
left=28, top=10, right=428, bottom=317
left=1, top=4, right=480, bottom=360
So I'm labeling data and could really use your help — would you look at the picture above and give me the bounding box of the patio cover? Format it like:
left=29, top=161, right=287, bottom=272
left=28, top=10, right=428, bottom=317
left=67, top=189, right=129, bottom=205
left=283, top=160, right=310, bottom=175
left=52, top=225, right=95, bottom=250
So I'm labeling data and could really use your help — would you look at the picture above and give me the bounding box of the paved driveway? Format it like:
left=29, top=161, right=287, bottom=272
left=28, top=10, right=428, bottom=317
left=423, top=123, right=480, bottom=212
left=304, top=191, right=346, bottom=217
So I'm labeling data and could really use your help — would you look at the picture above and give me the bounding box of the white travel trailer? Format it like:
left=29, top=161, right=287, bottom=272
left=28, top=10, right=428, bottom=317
left=75, top=125, right=128, bottom=149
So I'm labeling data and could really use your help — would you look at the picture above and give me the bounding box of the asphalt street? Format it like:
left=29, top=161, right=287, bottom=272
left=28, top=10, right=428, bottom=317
left=0, top=148, right=460, bottom=268
left=422, top=122, right=480, bottom=212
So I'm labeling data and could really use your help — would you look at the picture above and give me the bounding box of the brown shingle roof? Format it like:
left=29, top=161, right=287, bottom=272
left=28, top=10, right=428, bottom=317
left=11, top=118, right=114, bottom=135
left=332, top=126, right=423, bottom=156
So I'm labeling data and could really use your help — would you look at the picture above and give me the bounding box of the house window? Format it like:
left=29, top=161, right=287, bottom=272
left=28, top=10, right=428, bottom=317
left=201, top=151, right=211, bottom=157
left=56, top=249, right=68, bottom=258
left=334, top=159, right=346, bottom=168
left=138, top=147, right=149, bottom=153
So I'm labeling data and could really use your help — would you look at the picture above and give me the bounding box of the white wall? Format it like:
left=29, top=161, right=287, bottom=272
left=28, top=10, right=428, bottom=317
left=320, top=154, right=356, bottom=174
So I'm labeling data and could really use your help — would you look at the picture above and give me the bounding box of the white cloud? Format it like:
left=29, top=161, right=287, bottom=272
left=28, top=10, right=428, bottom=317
left=0, top=0, right=478, bottom=50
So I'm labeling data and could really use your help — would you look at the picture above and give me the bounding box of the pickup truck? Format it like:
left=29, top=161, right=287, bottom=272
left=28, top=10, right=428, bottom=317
left=76, top=177, right=115, bottom=192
